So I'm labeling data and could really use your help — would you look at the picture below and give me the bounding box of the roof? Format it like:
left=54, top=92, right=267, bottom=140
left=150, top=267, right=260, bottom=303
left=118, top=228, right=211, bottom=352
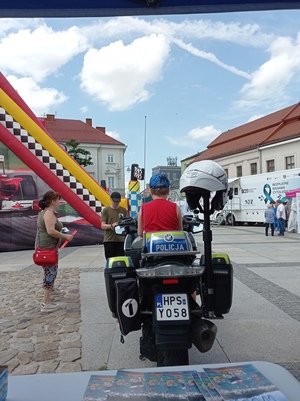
left=181, top=151, right=203, bottom=163
left=193, top=102, right=300, bottom=163
left=40, top=114, right=125, bottom=147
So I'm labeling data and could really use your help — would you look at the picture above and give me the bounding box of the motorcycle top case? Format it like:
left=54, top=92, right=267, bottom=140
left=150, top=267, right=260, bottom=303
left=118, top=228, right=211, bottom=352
left=144, top=231, right=198, bottom=257
left=104, top=256, right=136, bottom=315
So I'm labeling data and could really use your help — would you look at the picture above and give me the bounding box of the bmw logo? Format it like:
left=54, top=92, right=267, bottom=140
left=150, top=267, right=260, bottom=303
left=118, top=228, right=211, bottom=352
left=164, top=233, right=174, bottom=242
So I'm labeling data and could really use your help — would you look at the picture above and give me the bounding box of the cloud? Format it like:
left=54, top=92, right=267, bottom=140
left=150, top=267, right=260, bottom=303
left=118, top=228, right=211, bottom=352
left=0, top=24, right=89, bottom=81
left=80, top=34, right=170, bottom=111
left=237, top=34, right=300, bottom=109
left=166, top=126, right=221, bottom=149
left=173, top=38, right=251, bottom=79
left=80, top=105, right=88, bottom=114
left=0, top=18, right=42, bottom=36
left=0, top=15, right=298, bottom=120
left=247, top=114, right=264, bottom=122
left=83, top=16, right=272, bottom=48
left=173, top=18, right=271, bottom=46
left=7, top=75, right=67, bottom=116
left=106, top=130, right=120, bottom=140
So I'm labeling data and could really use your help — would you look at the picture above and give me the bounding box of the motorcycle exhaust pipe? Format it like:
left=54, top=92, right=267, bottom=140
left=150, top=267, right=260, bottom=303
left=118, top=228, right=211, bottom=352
left=191, top=318, right=217, bottom=353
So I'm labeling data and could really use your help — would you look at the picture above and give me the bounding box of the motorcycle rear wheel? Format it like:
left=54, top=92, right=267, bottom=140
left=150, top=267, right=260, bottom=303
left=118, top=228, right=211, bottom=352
left=157, top=349, right=189, bottom=367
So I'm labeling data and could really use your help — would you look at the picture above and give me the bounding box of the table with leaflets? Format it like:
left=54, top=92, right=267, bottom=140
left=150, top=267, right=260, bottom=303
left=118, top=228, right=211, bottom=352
left=7, top=361, right=300, bottom=401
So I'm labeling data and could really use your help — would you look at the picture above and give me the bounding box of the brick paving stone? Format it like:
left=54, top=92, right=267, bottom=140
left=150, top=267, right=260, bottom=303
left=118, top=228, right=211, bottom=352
left=55, top=361, right=82, bottom=373
left=17, top=352, right=32, bottom=364
left=0, top=349, right=18, bottom=365
left=0, top=267, right=82, bottom=374
left=1, top=238, right=300, bottom=384
left=13, top=363, right=39, bottom=375
left=39, top=360, right=60, bottom=374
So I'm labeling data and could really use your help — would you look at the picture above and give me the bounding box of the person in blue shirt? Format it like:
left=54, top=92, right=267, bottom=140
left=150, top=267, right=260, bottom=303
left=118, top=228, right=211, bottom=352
left=265, top=204, right=275, bottom=236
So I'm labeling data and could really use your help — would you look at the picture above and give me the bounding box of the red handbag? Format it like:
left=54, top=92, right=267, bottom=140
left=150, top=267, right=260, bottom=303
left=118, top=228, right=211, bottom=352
left=33, top=248, right=58, bottom=266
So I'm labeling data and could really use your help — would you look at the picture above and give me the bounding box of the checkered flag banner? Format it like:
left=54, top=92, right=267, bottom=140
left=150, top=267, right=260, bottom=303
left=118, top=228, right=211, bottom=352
left=134, top=166, right=143, bottom=180
left=0, top=107, right=102, bottom=214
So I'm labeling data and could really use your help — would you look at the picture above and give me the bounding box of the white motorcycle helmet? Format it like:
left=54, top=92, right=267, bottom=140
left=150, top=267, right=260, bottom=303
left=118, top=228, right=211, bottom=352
left=180, top=160, right=228, bottom=214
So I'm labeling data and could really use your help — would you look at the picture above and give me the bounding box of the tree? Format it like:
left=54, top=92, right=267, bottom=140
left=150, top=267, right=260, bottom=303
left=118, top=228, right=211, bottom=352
left=66, top=139, right=93, bottom=167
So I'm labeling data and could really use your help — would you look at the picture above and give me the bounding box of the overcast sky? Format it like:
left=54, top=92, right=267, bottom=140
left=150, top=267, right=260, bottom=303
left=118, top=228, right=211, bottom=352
left=1, top=10, right=300, bottom=181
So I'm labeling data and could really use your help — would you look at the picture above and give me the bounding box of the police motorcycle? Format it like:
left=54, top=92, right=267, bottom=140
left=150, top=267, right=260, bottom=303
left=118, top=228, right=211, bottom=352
left=104, top=160, right=233, bottom=367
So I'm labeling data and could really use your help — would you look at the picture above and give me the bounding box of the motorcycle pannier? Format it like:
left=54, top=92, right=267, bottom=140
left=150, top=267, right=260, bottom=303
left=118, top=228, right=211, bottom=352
left=212, top=253, right=233, bottom=315
left=115, top=278, right=141, bottom=336
left=104, top=256, right=136, bottom=316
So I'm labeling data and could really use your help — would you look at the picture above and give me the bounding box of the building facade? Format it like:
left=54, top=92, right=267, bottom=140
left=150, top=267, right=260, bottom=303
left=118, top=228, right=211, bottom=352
left=180, top=152, right=203, bottom=174
left=190, top=102, right=300, bottom=179
left=151, top=162, right=182, bottom=201
left=42, top=114, right=128, bottom=195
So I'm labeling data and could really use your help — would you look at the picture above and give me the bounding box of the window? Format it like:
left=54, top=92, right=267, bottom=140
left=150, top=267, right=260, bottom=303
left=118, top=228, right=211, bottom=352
left=107, top=177, right=115, bottom=190
left=107, top=154, right=114, bottom=164
left=236, top=166, right=242, bottom=177
left=285, top=156, right=295, bottom=170
left=266, top=159, right=275, bottom=172
left=234, top=187, right=239, bottom=195
left=224, top=168, right=228, bottom=177
left=250, top=163, right=257, bottom=175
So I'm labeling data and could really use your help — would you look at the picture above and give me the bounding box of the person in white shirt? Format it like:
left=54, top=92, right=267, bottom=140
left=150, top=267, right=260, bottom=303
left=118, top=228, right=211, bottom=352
left=276, top=200, right=286, bottom=236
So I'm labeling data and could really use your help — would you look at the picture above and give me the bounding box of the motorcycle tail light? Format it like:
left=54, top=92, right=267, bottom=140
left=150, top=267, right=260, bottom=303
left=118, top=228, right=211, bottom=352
left=162, top=279, right=178, bottom=285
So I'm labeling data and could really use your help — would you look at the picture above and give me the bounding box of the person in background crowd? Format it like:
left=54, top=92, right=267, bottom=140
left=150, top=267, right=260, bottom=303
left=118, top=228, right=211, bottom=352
left=272, top=202, right=279, bottom=232
left=36, top=190, right=74, bottom=313
left=276, top=199, right=286, bottom=236
left=264, top=204, right=275, bottom=236
left=282, top=198, right=290, bottom=228
left=137, top=173, right=182, bottom=236
left=288, top=198, right=298, bottom=233
left=101, top=192, right=128, bottom=259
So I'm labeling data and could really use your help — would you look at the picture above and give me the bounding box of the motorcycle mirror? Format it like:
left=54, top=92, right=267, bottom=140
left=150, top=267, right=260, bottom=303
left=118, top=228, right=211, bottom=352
left=114, top=226, right=126, bottom=236
left=193, top=224, right=203, bottom=234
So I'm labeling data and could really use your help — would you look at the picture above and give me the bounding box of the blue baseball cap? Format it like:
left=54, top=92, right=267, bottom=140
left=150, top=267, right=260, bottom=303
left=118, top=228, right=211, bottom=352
left=149, top=173, right=170, bottom=189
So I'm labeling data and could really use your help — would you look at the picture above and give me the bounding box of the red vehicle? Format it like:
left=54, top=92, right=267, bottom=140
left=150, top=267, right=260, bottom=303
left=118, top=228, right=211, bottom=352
left=0, top=155, right=49, bottom=210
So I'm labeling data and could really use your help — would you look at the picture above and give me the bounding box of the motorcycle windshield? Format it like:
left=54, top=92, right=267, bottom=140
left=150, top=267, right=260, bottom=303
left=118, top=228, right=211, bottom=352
left=144, top=231, right=199, bottom=256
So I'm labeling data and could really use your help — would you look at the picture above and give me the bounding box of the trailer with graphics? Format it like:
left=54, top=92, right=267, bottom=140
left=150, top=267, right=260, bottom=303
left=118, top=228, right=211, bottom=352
left=217, top=168, right=300, bottom=225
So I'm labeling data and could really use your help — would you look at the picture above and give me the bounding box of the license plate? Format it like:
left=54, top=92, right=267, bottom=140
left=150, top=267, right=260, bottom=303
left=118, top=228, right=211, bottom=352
left=155, top=293, right=189, bottom=321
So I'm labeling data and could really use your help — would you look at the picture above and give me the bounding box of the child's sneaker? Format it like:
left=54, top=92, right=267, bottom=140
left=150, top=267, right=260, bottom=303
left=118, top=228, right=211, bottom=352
left=41, top=302, right=59, bottom=313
